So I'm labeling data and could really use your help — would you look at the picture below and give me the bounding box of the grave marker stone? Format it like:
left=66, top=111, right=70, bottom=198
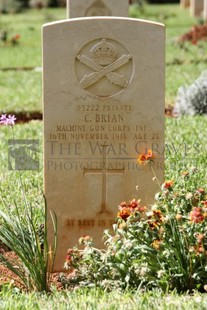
left=67, top=0, right=129, bottom=18
left=180, top=0, right=190, bottom=8
left=204, top=0, right=207, bottom=21
left=43, top=17, right=165, bottom=271
left=190, top=0, right=204, bottom=16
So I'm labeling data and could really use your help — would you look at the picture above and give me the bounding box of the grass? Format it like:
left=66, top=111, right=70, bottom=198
left=0, top=286, right=207, bottom=309
left=0, top=71, right=42, bottom=112
left=0, top=8, right=66, bottom=68
left=1, top=4, right=207, bottom=111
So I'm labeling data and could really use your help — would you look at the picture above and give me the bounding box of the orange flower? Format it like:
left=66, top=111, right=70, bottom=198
left=65, top=248, right=74, bottom=263
left=117, top=207, right=131, bottom=221
left=181, top=171, right=189, bottom=178
left=146, top=150, right=155, bottom=161
left=163, top=180, right=174, bottom=189
left=175, top=214, right=182, bottom=221
left=196, top=233, right=205, bottom=243
left=138, top=150, right=155, bottom=165
left=190, top=207, right=204, bottom=223
left=151, top=239, right=162, bottom=250
left=138, top=154, right=147, bottom=164
left=197, top=188, right=205, bottom=195
left=79, top=235, right=93, bottom=245
left=14, top=34, right=20, bottom=40
left=202, top=200, right=207, bottom=208
left=194, top=244, right=205, bottom=254
left=153, top=210, right=163, bottom=221
left=148, top=210, right=163, bottom=229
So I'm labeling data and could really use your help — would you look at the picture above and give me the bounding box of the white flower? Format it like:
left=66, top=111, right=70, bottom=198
left=157, top=270, right=165, bottom=278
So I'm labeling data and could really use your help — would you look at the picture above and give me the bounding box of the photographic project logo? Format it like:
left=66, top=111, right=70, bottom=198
left=8, top=139, right=39, bottom=171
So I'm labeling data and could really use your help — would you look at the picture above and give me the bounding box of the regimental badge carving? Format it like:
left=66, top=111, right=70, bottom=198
left=75, top=38, right=133, bottom=97
left=85, top=0, right=111, bottom=17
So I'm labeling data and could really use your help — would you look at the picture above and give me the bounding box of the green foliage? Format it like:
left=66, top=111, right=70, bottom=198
left=0, top=191, right=57, bottom=292
left=64, top=169, right=207, bottom=293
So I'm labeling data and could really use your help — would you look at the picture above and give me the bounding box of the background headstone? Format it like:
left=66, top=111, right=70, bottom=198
left=190, top=0, right=204, bottom=17
left=204, top=0, right=207, bottom=21
left=67, top=0, right=129, bottom=18
left=180, top=0, right=190, bottom=8
left=43, top=17, right=165, bottom=271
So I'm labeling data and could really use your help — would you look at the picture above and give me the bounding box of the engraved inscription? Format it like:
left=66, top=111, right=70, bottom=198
left=75, top=38, right=133, bottom=97
left=66, top=219, right=115, bottom=228
left=84, top=144, right=125, bottom=214
left=85, top=0, right=111, bottom=17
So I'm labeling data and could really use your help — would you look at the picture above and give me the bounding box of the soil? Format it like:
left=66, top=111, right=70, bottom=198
left=0, top=249, right=66, bottom=291
left=2, top=105, right=174, bottom=125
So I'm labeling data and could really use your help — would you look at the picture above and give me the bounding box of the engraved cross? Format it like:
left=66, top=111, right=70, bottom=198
left=83, top=145, right=125, bottom=214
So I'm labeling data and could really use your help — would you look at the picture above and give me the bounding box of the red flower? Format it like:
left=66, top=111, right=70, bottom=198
left=79, top=235, right=93, bottom=245
left=130, top=198, right=138, bottom=209
left=196, top=233, right=205, bottom=244
left=137, top=205, right=147, bottom=213
left=194, top=244, right=205, bottom=254
left=14, top=34, right=20, bottom=40
left=118, top=199, right=146, bottom=220
left=190, top=207, right=204, bottom=223
left=197, top=188, right=205, bottom=195
left=202, top=200, right=207, bottom=208
left=65, top=248, right=74, bottom=263
left=146, top=150, right=155, bottom=161
left=120, top=201, right=127, bottom=208
left=148, top=210, right=163, bottom=230
left=163, top=180, right=174, bottom=189
left=117, top=207, right=131, bottom=221
left=138, top=154, right=147, bottom=164
left=138, top=150, right=155, bottom=165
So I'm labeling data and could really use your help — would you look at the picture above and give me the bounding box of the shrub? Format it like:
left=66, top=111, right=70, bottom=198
left=64, top=167, right=207, bottom=293
left=174, top=71, right=207, bottom=116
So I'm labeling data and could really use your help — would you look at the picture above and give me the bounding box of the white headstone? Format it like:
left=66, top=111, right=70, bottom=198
left=190, top=0, right=204, bottom=16
left=180, top=0, right=190, bottom=8
left=204, top=0, right=207, bottom=21
left=43, top=17, right=165, bottom=271
left=67, top=0, right=129, bottom=18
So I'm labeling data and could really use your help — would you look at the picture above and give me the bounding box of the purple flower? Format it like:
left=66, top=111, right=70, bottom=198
left=0, top=114, right=16, bottom=126
left=0, top=114, right=7, bottom=124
